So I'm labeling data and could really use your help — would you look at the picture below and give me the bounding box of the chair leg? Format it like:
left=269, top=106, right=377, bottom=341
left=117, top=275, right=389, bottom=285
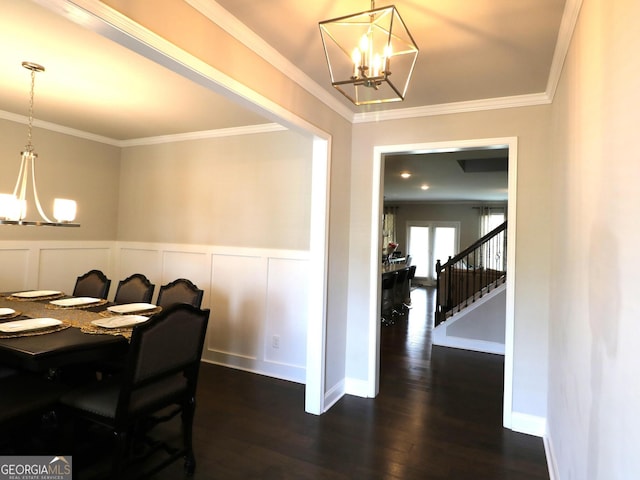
left=382, top=314, right=396, bottom=326
left=182, top=398, right=196, bottom=476
left=112, top=429, right=130, bottom=478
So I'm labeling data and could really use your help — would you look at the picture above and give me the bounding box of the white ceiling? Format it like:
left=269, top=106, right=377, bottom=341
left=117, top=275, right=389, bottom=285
left=0, top=0, right=270, bottom=141
left=0, top=0, right=569, bottom=201
left=384, top=147, right=509, bottom=203
left=214, top=0, right=566, bottom=113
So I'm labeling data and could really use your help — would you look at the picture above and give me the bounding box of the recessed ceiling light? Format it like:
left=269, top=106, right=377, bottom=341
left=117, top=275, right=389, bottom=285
left=421, top=184, right=429, bottom=190
left=400, top=172, right=411, bottom=179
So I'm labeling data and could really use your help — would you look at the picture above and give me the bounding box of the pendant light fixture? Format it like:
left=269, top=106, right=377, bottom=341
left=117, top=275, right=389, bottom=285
left=0, top=62, right=79, bottom=227
left=319, top=1, right=419, bottom=106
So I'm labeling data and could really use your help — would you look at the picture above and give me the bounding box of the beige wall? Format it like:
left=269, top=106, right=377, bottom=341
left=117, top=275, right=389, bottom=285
left=385, top=202, right=504, bottom=256
left=548, top=0, right=640, bottom=477
left=0, top=118, right=120, bottom=241
left=349, top=105, right=552, bottom=420
left=0, top=119, right=312, bottom=249
left=117, top=130, right=312, bottom=249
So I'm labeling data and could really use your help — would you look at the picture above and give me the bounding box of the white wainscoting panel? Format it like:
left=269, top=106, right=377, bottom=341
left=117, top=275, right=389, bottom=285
left=0, top=241, right=114, bottom=294
left=206, top=253, right=309, bottom=382
left=209, top=254, right=266, bottom=363
left=160, top=249, right=211, bottom=306
left=115, top=243, right=309, bottom=381
left=0, top=241, right=310, bottom=384
left=39, top=246, right=113, bottom=295
left=117, top=247, right=162, bottom=296
left=0, top=248, right=30, bottom=292
left=263, top=258, right=309, bottom=379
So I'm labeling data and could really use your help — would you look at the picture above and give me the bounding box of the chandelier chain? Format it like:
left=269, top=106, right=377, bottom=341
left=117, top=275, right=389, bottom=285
left=26, top=68, right=36, bottom=153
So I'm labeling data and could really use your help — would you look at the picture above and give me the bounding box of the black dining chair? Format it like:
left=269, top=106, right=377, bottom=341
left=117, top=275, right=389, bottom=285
left=156, top=278, right=204, bottom=309
left=405, top=265, right=417, bottom=307
left=96, top=273, right=155, bottom=378
left=73, top=269, right=111, bottom=299
left=393, top=267, right=409, bottom=317
left=60, top=304, right=210, bottom=478
left=393, top=268, right=409, bottom=316
left=381, top=271, right=397, bottom=326
left=113, top=273, right=155, bottom=304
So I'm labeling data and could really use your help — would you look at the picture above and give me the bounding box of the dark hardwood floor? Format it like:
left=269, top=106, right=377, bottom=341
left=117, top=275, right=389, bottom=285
left=7, top=287, right=549, bottom=479
left=148, top=286, right=549, bottom=480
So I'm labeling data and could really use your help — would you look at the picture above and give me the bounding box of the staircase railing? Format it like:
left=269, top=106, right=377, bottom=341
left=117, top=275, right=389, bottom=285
left=435, top=221, right=507, bottom=326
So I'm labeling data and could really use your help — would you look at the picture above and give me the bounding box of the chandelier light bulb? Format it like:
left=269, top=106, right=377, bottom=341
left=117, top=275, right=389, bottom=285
left=0, top=194, right=23, bottom=221
left=53, top=198, right=77, bottom=223
left=319, top=1, right=418, bottom=105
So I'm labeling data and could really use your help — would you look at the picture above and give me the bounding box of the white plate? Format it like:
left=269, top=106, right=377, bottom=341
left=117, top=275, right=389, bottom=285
left=0, top=308, right=16, bottom=316
left=0, top=318, right=62, bottom=333
left=91, top=315, right=149, bottom=329
left=50, top=297, right=101, bottom=307
left=12, top=290, right=62, bottom=299
left=107, top=303, right=157, bottom=314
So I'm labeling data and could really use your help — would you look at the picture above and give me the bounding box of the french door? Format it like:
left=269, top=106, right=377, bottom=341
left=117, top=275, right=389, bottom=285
left=407, top=221, right=460, bottom=285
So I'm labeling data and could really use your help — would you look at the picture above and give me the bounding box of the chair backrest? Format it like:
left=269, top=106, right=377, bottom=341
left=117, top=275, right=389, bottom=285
left=382, top=272, right=397, bottom=291
left=114, top=273, right=155, bottom=304
left=407, top=265, right=417, bottom=281
left=73, top=269, right=111, bottom=299
left=395, top=267, right=408, bottom=285
left=115, top=304, right=210, bottom=425
left=156, top=278, right=204, bottom=309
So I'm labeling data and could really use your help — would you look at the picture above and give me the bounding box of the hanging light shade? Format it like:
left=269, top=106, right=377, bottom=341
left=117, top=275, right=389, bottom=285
left=0, top=62, right=79, bottom=227
left=319, top=1, right=419, bottom=106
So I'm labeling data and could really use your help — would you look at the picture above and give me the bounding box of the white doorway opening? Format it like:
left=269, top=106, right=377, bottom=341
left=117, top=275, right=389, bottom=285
left=370, top=137, right=518, bottom=428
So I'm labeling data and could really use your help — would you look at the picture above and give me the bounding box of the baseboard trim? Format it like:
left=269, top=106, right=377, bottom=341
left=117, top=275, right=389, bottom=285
left=510, top=412, right=546, bottom=437
left=323, top=379, right=346, bottom=412
left=511, top=413, right=554, bottom=479
left=344, top=377, right=373, bottom=398
left=432, top=327, right=506, bottom=355
left=544, top=432, right=560, bottom=480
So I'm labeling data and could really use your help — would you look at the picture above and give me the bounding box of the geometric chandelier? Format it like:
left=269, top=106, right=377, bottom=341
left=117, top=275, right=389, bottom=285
left=319, top=1, right=419, bottom=106
left=0, top=62, right=79, bottom=227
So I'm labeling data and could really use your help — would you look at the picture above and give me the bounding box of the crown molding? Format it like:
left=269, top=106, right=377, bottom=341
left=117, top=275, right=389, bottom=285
left=28, top=0, right=583, bottom=137
left=0, top=110, right=120, bottom=146
left=0, top=109, right=285, bottom=147
left=118, top=123, right=287, bottom=147
left=353, top=93, right=552, bottom=123
left=29, top=0, right=330, bottom=145
left=186, top=0, right=581, bottom=125
left=185, top=0, right=355, bottom=123
left=545, top=0, right=583, bottom=101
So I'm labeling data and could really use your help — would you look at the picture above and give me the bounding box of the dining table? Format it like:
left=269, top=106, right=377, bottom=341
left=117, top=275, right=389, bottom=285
left=382, top=262, right=409, bottom=277
left=0, top=291, right=160, bottom=373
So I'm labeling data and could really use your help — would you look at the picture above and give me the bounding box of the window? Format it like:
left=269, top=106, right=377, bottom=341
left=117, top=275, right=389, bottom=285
left=480, top=206, right=506, bottom=237
left=382, top=206, right=398, bottom=258
left=479, top=206, right=506, bottom=270
left=407, top=221, right=460, bottom=285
